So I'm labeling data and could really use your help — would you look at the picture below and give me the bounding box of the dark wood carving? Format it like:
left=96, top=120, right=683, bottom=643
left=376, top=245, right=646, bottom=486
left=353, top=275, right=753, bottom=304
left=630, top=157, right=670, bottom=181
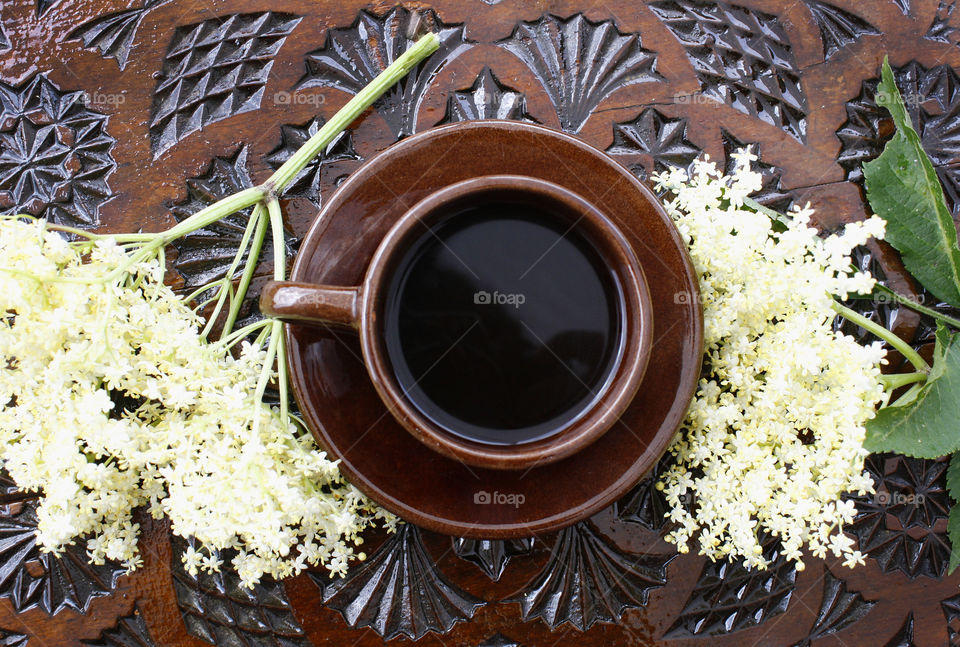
left=0, top=74, right=115, bottom=228
left=3, top=0, right=960, bottom=644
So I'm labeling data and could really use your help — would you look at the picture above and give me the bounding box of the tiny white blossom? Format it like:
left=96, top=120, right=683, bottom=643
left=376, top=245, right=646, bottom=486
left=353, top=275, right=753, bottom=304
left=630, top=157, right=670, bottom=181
left=651, top=153, right=885, bottom=571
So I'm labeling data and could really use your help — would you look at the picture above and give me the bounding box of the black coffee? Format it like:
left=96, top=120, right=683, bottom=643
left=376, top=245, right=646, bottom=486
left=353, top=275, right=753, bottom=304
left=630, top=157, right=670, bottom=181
left=382, top=202, right=622, bottom=445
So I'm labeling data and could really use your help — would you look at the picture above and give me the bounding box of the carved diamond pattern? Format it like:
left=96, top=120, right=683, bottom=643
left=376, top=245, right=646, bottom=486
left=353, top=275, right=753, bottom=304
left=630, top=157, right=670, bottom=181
left=0, top=74, right=116, bottom=228
left=650, top=1, right=808, bottom=141
left=150, top=12, right=302, bottom=156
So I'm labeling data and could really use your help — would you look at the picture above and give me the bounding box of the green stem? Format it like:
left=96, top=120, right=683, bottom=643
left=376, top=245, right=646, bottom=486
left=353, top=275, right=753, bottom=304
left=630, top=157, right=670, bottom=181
left=832, top=300, right=930, bottom=372
left=743, top=197, right=792, bottom=229
left=219, top=203, right=269, bottom=339
left=265, top=33, right=440, bottom=195
left=265, top=195, right=289, bottom=422
left=872, top=284, right=960, bottom=329
left=880, top=372, right=927, bottom=390
left=160, top=187, right=264, bottom=243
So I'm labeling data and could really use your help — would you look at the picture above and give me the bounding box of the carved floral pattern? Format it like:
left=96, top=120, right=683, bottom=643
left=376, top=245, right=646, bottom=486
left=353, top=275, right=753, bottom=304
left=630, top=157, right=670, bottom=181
left=169, top=145, right=296, bottom=291
left=847, top=454, right=952, bottom=579
left=665, top=533, right=797, bottom=637
left=264, top=117, right=360, bottom=207
left=0, top=74, right=116, bottom=228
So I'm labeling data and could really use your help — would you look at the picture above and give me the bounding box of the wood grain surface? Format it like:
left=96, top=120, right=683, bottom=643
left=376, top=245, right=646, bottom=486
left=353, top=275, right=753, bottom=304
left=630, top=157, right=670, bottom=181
left=1, top=0, right=959, bottom=645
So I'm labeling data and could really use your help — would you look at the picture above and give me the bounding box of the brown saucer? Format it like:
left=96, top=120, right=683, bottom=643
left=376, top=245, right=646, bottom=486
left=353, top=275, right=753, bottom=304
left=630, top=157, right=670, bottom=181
left=285, top=121, right=703, bottom=539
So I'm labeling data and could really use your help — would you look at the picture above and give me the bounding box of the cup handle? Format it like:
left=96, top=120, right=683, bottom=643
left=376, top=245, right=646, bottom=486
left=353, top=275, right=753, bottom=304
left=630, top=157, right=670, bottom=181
left=260, top=281, right=360, bottom=329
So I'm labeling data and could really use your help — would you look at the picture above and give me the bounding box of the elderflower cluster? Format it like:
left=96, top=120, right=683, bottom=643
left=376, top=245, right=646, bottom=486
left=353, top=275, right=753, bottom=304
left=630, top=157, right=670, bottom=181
left=0, top=217, right=394, bottom=587
left=652, top=151, right=887, bottom=570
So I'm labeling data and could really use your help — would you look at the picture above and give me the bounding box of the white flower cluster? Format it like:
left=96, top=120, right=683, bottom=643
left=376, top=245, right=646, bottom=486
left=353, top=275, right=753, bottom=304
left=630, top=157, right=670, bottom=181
left=0, top=218, right=394, bottom=587
left=652, top=151, right=887, bottom=570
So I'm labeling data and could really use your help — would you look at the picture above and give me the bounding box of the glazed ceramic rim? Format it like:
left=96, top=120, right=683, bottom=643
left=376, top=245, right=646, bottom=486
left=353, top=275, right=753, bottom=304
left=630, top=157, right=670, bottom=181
left=356, top=175, right=653, bottom=470
left=285, top=120, right=704, bottom=538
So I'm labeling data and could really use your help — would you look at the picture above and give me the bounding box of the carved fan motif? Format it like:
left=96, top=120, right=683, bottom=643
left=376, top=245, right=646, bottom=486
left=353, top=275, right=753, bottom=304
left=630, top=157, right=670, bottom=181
left=804, top=1, right=878, bottom=60
left=68, top=0, right=172, bottom=69
left=791, top=571, right=876, bottom=646
left=81, top=605, right=156, bottom=647
left=297, top=8, right=472, bottom=140
left=665, top=533, right=797, bottom=637
left=310, top=525, right=483, bottom=640
left=0, top=480, right=122, bottom=615
left=171, top=537, right=309, bottom=647
left=511, top=522, right=672, bottom=631
left=498, top=14, right=659, bottom=133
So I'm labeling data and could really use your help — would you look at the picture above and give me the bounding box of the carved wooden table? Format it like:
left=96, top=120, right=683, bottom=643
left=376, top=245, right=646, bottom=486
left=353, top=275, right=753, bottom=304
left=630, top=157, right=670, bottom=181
left=2, top=0, right=960, bottom=645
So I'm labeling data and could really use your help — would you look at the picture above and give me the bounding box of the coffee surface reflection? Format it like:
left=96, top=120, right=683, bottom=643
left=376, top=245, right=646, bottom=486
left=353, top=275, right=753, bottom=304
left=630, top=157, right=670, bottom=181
left=383, top=203, right=622, bottom=445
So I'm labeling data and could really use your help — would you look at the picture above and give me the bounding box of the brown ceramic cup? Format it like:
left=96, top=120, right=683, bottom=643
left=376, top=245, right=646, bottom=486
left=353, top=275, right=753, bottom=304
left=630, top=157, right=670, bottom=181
left=261, top=175, right=653, bottom=470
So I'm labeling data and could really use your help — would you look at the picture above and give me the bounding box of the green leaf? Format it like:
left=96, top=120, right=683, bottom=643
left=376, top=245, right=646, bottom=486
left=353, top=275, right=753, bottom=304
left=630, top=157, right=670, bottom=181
left=862, top=57, right=960, bottom=308
left=949, top=505, right=960, bottom=574
left=948, top=454, right=960, bottom=502
left=865, top=327, right=960, bottom=457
